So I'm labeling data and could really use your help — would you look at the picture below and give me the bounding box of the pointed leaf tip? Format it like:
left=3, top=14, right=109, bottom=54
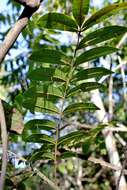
left=83, top=2, right=127, bottom=30
left=78, top=26, right=127, bottom=48
left=63, top=102, right=100, bottom=114
left=73, top=0, right=90, bottom=27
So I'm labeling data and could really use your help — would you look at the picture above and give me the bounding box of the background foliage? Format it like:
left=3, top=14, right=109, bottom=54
left=0, top=0, right=127, bottom=189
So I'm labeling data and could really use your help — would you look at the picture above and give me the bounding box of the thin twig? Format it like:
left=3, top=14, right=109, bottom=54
left=82, top=168, right=103, bottom=183
left=108, top=61, right=113, bottom=121
left=8, top=151, right=59, bottom=190
left=59, top=148, right=127, bottom=175
left=61, top=121, right=127, bottom=132
left=88, top=156, right=127, bottom=175
left=116, top=33, right=127, bottom=49
left=53, top=31, right=81, bottom=183
left=105, top=127, right=127, bottom=132
left=116, top=145, right=127, bottom=190
left=34, top=168, right=59, bottom=190
left=115, top=134, right=126, bottom=146
left=0, top=100, right=8, bottom=190
left=118, top=56, right=127, bottom=104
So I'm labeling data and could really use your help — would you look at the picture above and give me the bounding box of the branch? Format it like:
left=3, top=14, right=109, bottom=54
left=108, top=63, right=113, bottom=120
left=8, top=151, right=59, bottom=190
left=0, top=100, right=8, bottom=190
left=118, top=56, right=127, bottom=103
left=88, top=156, right=127, bottom=175
left=105, top=127, right=127, bottom=132
left=8, top=149, right=127, bottom=189
left=82, top=168, right=103, bottom=183
left=33, top=168, right=59, bottom=190
left=115, top=134, right=126, bottom=146
left=116, top=145, right=127, bottom=190
left=14, top=0, right=42, bottom=8
left=0, top=0, right=42, bottom=64
left=116, top=33, right=127, bottom=49
left=58, top=148, right=127, bottom=175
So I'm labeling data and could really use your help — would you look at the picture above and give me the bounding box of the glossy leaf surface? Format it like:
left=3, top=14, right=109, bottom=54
left=63, top=102, right=99, bottom=114
left=79, top=26, right=127, bottom=48
left=25, top=134, right=55, bottom=144
left=82, top=2, right=127, bottom=30
left=28, top=68, right=67, bottom=82
left=75, top=46, right=117, bottom=66
left=73, top=67, right=113, bottom=82
left=67, top=82, right=105, bottom=97
left=30, top=49, right=69, bottom=65
left=30, top=151, right=54, bottom=161
left=58, top=131, right=85, bottom=146
left=23, top=98, right=60, bottom=114
left=73, top=0, right=90, bottom=26
left=37, top=13, right=77, bottom=31
left=24, top=85, right=64, bottom=99
left=24, top=119, right=56, bottom=131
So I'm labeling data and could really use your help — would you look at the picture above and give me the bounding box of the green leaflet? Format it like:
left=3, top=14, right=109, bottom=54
left=63, top=102, right=99, bottom=115
left=24, top=119, right=56, bottom=131
left=22, top=97, right=60, bottom=114
left=72, top=0, right=90, bottom=26
left=78, top=26, right=127, bottom=48
left=30, top=151, right=54, bottom=161
left=75, top=46, right=117, bottom=66
left=82, top=2, right=127, bottom=30
left=30, top=49, right=69, bottom=65
left=14, top=94, right=24, bottom=113
left=60, top=151, right=77, bottom=159
left=24, top=84, right=64, bottom=99
left=28, top=68, right=67, bottom=82
left=25, top=134, right=55, bottom=144
left=73, top=67, right=113, bottom=82
left=58, top=131, right=85, bottom=146
left=67, top=82, right=105, bottom=97
left=37, top=13, right=77, bottom=32
left=82, top=138, right=91, bottom=156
